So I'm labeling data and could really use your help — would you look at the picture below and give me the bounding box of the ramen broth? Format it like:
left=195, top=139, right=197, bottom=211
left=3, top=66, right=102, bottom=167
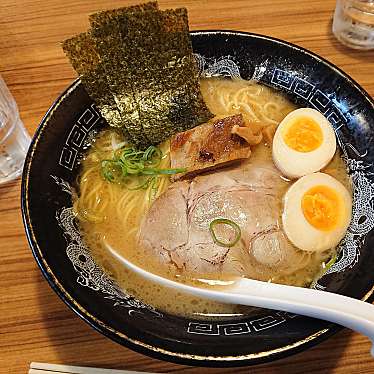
left=75, top=78, right=350, bottom=318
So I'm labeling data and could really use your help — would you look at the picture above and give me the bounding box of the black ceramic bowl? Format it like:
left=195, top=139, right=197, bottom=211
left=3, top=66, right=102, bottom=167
left=22, top=31, right=374, bottom=367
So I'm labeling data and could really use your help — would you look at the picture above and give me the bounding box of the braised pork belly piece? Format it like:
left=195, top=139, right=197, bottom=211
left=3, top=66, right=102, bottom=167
left=170, top=114, right=252, bottom=180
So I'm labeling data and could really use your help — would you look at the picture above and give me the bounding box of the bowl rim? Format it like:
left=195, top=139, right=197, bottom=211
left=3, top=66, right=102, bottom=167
left=21, top=30, right=374, bottom=367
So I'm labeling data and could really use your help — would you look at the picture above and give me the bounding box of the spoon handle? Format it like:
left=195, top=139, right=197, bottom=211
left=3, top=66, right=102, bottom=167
left=106, top=242, right=374, bottom=357
left=230, top=278, right=374, bottom=356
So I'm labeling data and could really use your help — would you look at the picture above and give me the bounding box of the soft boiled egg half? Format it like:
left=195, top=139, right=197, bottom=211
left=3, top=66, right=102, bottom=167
left=273, top=108, right=336, bottom=179
left=282, top=173, right=352, bottom=252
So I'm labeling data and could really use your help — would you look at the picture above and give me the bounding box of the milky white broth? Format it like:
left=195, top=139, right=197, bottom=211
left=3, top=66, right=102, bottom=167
left=75, top=78, right=350, bottom=318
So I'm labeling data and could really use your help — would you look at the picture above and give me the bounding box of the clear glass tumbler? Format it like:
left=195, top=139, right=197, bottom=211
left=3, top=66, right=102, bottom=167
left=0, top=75, right=30, bottom=184
left=333, top=0, right=374, bottom=49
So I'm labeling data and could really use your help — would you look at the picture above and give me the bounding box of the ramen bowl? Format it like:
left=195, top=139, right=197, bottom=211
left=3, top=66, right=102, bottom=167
left=21, top=31, right=374, bottom=367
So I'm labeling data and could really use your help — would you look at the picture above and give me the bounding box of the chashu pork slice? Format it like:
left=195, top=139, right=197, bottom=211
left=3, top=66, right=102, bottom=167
left=170, top=114, right=251, bottom=180
left=138, top=159, right=309, bottom=280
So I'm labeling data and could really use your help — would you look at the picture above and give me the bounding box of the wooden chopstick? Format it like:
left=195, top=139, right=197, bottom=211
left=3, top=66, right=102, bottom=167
left=30, top=362, right=158, bottom=374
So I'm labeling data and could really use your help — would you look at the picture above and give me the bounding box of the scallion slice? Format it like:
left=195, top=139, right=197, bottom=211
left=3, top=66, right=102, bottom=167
left=100, top=145, right=186, bottom=188
left=324, top=253, right=337, bottom=273
left=209, top=218, right=241, bottom=248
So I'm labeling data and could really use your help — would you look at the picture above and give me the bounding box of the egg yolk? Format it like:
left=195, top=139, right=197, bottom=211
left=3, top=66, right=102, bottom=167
left=283, top=117, right=323, bottom=152
left=301, top=185, right=340, bottom=231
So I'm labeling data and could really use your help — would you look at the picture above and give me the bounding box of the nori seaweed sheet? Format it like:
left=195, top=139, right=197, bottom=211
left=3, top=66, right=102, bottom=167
left=89, top=1, right=158, bottom=27
left=132, top=9, right=212, bottom=142
left=62, top=33, right=122, bottom=128
left=98, top=6, right=212, bottom=144
left=89, top=3, right=160, bottom=148
left=90, top=17, right=146, bottom=148
left=62, top=33, right=133, bottom=143
left=64, top=2, right=213, bottom=149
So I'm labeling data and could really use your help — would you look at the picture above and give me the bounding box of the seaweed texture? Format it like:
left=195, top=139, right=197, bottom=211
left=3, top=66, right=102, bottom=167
left=62, top=33, right=124, bottom=130
left=63, top=2, right=213, bottom=149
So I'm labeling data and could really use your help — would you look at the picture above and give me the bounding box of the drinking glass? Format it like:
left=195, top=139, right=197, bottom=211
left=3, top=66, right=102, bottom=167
left=333, top=0, right=374, bottom=49
left=0, top=75, right=30, bottom=184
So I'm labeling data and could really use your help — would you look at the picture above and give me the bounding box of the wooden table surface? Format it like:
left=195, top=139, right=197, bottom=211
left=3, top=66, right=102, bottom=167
left=1, top=0, right=374, bottom=373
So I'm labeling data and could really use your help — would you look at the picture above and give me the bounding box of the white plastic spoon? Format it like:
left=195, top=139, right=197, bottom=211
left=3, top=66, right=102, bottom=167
left=105, top=242, right=374, bottom=356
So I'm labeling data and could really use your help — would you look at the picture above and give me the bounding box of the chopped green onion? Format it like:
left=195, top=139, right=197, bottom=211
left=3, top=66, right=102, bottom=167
left=157, top=168, right=187, bottom=175
left=209, top=218, right=241, bottom=248
left=141, top=167, right=187, bottom=175
left=101, top=160, right=123, bottom=182
left=143, top=145, right=162, bottom=166
left=148, top=177, right=160, bottom=203
left=100, top=145, right=186, bottom=189
left=324, top=253, right=337, bottom=273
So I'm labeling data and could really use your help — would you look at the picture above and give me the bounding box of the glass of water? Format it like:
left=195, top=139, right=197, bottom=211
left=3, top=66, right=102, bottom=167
left=0, top=75, right=30, bottom=184
left=333, top=0, right=374, bottom=49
